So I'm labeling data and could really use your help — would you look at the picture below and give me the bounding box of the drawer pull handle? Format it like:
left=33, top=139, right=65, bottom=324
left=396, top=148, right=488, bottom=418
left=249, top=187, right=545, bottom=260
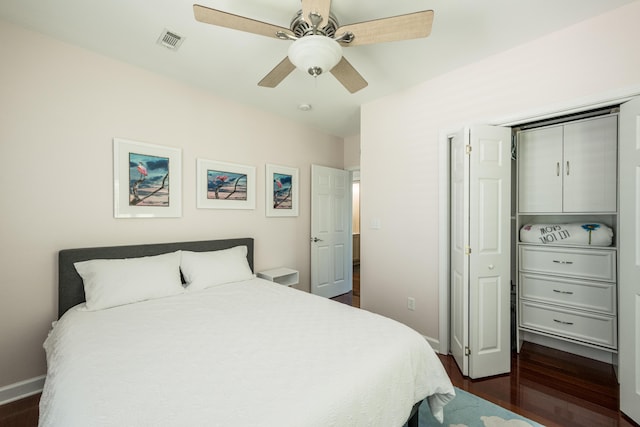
left=552, top=260, right=573, bottom=265
left=553, top=319, right=574, bottom=326
left=553, top=289, right=574, bottom=295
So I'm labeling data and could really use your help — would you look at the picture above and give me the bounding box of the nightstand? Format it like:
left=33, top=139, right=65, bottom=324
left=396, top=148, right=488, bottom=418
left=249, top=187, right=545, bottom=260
left=257, top=268, right=299, bottom=287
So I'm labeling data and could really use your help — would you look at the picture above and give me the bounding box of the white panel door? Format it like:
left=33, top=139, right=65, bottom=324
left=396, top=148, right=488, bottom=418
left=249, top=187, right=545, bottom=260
left=450, top=129, right=470, bottom=376
left=517, top=126, right=563, bottom=213
left=311, top=164, right=351, bottom=298
left=619, top=96, right=640, bottom=424
left=468, top=126, right=512, bottom=379
left=450, top=126, right=511, bottom=379
left=563, top=115, right=618, bottom=212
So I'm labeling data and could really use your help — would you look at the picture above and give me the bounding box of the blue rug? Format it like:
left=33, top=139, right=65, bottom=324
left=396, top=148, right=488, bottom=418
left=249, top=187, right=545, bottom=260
left=418, top=387, right=544, bottom=427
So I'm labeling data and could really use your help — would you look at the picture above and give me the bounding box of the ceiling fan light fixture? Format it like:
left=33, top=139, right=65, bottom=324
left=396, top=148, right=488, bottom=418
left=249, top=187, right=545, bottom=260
left=288, top=35, right=342, bottom=77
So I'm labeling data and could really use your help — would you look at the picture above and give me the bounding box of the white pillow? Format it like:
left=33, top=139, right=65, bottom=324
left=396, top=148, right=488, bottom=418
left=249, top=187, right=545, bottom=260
left=520, top=223, right=613, bottom=246
left=181, top=246, right=254, bottom=291
left=74, top=251, right=183, bottom=311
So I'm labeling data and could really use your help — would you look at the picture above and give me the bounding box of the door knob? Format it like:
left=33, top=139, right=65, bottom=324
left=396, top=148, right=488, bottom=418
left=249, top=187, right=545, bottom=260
left=311, top=237, right=323, bottom=242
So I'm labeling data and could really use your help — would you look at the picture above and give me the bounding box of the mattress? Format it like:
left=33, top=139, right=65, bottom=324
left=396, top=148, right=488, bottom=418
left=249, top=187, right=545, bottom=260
left=39, top=278, right=454, bottom=427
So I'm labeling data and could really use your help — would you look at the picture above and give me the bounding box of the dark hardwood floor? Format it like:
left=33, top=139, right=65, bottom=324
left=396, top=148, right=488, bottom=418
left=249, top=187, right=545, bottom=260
left=331, top=290, right=360, bottom=308
left=0, top=393, right=39, bottom=427
left=440, top=342, right=637, bottom=427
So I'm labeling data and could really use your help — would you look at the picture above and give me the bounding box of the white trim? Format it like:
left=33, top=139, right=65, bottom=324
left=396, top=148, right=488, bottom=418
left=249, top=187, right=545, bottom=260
left=424, top=335, right=441, bottom=354
left=493, top=86, right=640, bottom=127
left=437, top=128, right=456, bottom=355
left=0, top=376, right=45, bottom=405
left=348, top=169, right=354, bottom=292
left=521, top=331, right=614, bottom=364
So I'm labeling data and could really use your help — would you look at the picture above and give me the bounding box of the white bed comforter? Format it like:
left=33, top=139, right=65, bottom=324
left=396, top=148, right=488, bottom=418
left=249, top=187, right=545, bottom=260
left=39, top=278, right=454, bottom=427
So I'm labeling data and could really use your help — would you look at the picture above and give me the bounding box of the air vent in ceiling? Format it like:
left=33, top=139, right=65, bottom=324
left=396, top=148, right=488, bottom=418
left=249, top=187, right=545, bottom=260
left=157, top=29, right=184, bottom=50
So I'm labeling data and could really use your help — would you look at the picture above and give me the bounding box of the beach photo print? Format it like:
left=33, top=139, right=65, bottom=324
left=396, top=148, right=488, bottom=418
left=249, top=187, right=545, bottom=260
left=196, top=159, right=256, bottom=210
left=113, top=138, right=182, bottom=218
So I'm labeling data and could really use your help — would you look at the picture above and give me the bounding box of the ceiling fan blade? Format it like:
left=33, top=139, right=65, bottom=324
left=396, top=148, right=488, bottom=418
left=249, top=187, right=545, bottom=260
left=330, top=57, right=368, bottom=94
left=258, top=57, right=296, bottom=88
left=301, top=0, right=331, bottom=28
left=336, top=10, right=434, bottom=47
left=193, top=4, right=294, bottom=39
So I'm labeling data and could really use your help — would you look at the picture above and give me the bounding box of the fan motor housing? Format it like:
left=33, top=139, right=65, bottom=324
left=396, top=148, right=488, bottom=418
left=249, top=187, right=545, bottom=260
left=290, top=10, right=338, bottom=38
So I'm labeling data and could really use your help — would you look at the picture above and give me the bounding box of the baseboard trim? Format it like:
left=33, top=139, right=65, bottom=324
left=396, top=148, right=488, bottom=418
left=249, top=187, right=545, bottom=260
left=0, top=376, right=45, bottom=406
left=521, top=332, right=614, bottom=364
left=424, top=335, right=441, bottom=353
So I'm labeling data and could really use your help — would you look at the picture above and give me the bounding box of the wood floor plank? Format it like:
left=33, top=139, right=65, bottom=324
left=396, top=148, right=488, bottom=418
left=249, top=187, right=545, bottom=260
left=439, top=342, right=637, bottom=427
left=0, top=394, right=39, bottom=427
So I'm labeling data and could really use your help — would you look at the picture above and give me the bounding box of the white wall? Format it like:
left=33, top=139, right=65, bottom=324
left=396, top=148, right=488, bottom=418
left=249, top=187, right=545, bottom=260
left=343, top=134, right=361, bottom=170
left=0, top=20, right=343, bottom=388
left=360, top=2, right=640, bottom=343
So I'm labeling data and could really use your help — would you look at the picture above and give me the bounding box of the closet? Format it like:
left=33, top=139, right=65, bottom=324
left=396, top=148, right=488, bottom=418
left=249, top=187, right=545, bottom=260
left=515, top=111, right=619, bottom=358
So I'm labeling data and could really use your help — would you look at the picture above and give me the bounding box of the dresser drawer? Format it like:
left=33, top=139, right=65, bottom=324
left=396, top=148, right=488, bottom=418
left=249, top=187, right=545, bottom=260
left=519, top=273, right=616, bottom=314
left=519, top=246, right=616, bottom=281
left=519, top=301, right=617, bottom=349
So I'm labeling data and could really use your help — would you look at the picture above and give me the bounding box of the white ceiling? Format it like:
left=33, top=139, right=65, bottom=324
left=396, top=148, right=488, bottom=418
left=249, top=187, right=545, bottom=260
left=0, top=0, right=635, bottom=137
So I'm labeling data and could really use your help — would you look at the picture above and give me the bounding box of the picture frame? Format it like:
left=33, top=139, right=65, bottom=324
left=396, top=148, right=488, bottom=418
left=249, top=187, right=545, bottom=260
left=265, top=163, right=299, bottom=217
left=196, top=159, right=256, bottom=210
left=113, top=138, right=182, bottom=218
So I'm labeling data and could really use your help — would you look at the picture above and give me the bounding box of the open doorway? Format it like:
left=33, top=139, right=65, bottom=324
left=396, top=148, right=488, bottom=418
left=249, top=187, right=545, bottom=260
left=327, top=168, right=361, bottom=308
left=352, top=176, right=360, bottom=307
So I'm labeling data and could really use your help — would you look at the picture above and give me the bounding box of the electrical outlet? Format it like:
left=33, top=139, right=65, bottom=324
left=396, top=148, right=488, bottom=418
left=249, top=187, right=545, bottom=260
left=407, top=297, right=415, bottom=311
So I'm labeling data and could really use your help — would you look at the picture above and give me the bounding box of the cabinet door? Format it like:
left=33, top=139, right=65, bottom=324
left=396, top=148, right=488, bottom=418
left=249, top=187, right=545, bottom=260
left=518, top=126, right=563, bottom=212
left=563, top=115, right=617, bottom=212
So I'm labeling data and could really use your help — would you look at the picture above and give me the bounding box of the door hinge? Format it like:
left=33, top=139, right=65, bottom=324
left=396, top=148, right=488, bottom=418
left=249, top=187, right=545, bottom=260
left=465, top=347, right=471, bottom=356
left=465, top=144, right=472, bottom=155
left=464, top=246, right=472, bottom=255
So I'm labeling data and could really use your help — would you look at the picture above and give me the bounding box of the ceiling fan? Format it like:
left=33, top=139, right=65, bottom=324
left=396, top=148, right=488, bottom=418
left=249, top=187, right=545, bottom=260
left=193, top=1, right=434, bottom=93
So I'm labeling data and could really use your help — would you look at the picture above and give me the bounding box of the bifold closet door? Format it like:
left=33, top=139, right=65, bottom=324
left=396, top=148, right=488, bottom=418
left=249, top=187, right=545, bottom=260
left=450, top=128, right=470, bottom=376
left=450, top=125, right=511, bottom=379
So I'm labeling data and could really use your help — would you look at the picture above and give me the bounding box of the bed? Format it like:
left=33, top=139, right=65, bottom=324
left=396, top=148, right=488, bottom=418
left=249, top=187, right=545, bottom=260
left=39, top=238, right=455, bottom=427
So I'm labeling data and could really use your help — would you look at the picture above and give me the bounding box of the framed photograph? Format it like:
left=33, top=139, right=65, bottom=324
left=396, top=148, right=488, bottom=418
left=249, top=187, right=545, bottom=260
left=113, top=138, right=182, bottom=218
left=266, top=164, right=299, bottom=217
left=197, top=159, right=256, bottom=209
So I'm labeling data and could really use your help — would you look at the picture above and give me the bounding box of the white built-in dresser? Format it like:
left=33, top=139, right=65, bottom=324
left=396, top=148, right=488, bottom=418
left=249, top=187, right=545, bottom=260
left=516, top=113, right=618, bottom=355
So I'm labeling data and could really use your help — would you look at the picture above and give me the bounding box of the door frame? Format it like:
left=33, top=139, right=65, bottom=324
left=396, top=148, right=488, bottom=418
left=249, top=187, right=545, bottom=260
left=437, top=90, right=640, bottom=356
left=448, top=128, right=469, bottom=374
left=437, top=128, right=456, bottom=354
